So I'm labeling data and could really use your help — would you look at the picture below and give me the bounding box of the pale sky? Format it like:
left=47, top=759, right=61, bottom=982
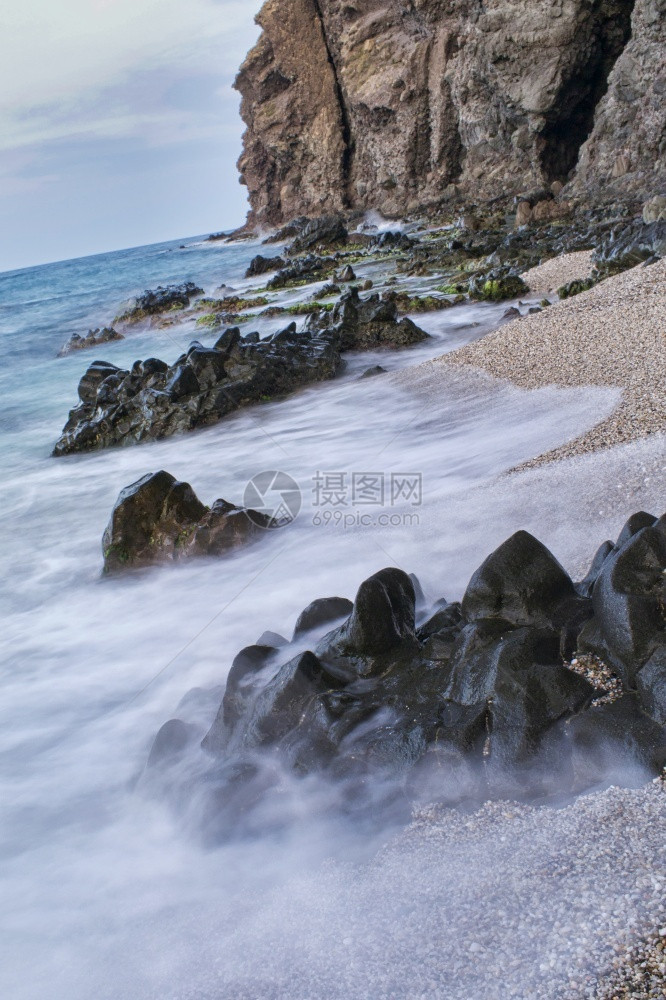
left=0, top=0, right=263, bottom=272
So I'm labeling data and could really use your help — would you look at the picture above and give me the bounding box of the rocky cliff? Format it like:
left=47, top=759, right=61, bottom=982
left=235, top=0, right=666, bottom=226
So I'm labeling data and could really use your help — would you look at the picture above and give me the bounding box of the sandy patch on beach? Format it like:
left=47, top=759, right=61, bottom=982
left=522, top=249, right=595, bottom=295
left=403, top=257, right=666, bottom=463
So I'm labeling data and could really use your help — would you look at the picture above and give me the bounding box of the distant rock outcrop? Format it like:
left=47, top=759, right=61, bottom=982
left=235, top=0, right=665, bottom=226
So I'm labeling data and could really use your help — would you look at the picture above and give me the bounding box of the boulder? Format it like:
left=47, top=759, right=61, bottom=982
left=570, top=695, right=666, bottom=788
left=335, top=265, right=356, bottom=282
left=233, top=651, right=339, bottom=750
left=461, top=530, right=578, bottom=629
left=293, top=596, right=353, bottom=638
left=102, top=471, right=270, bottom=574
left=148, top=516, right=666, bottom=831
left=358, top=365, right=387, bottom=379
left=147, top=719, right=199, bottom=766
left=586, top=523, right=666, bottom=684
left=245, top=254, right=286, bottom=278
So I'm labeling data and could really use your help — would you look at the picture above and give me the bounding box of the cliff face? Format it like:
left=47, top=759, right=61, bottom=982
left=236, top=0, right=666, bottom=226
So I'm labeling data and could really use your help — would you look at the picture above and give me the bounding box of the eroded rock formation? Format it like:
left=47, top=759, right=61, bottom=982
left=236, top=0, right=665, bottom=226
left=147, top=511, right=666, bottom=837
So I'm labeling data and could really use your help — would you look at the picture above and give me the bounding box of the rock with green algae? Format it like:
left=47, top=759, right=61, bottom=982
left=558, top=277, right=597, bottom=299
left=468, top=269, right=529, bottom=302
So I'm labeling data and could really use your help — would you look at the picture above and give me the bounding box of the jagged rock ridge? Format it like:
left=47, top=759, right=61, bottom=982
left=236, top=0, right=665, bottom=226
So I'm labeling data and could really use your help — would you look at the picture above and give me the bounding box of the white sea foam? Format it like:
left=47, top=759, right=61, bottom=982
left=1, top=240, right=664, bottom=999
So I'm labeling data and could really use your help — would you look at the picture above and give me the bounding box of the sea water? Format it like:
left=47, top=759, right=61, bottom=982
left=0, top=232, right=639, bottom=998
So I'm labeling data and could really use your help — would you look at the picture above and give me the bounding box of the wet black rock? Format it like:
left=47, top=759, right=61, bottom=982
left=53, top=323, right=341, bottom=455
left=570, top=694, right=666, bottom=790
left=116, top=282, right=203, bottom=323
left=245, top=254, right=285, bottom=278
left=371, top=231, right=414, bottom=251
left=148, top=719, right=199, bottom=766
left=102, top=470, right=271, bottom=574
left=306, top=287, right=429, bottom=351
left=54, top=298, right=429, bottom=455
left=461, top=530, right=578, bottom=628
left=293, top=597, right=354, bottom=638
left=266, top=254, right=332, bottom=289
left=286, top=215, right=348, bottom=255
left=148, top=512, right=666, bottom=834
left=57, top=327, right=124, bottom=357
left=580, top=518, right=666, bottom=685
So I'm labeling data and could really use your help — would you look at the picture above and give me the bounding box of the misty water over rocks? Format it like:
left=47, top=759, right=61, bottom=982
left=1, top=233, right=665, bottom=999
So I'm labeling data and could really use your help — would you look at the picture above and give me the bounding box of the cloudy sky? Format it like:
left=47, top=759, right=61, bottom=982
left=0, top=0, right=263, bottom=272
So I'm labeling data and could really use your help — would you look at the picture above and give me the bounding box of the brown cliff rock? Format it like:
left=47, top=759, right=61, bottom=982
left=235, top=0, right=665, bottom=226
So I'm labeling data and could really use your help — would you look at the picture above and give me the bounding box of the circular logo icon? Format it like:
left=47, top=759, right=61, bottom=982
left=243, top=470, right=302, bottom=530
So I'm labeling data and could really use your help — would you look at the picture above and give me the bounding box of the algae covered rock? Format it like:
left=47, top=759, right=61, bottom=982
left=468, top=268, right=529, bottom=302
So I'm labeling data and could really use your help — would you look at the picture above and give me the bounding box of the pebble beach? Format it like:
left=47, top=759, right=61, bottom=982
left=392, top=251, right=666, bottom=997
left=428, top=255, right=666, bottom=464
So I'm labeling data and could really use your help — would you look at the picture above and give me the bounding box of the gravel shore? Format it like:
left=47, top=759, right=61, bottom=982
left=415, top=257, right=666, bottom=463
left=523, top=249, right=595, bottom=295
left=185, top=781, right=666, bottom=1000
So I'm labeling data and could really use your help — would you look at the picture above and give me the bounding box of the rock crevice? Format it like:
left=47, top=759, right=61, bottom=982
left=236, top=0, right=664, bottom=225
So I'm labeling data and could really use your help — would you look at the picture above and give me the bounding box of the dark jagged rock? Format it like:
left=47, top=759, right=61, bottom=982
left=54, top=291, right=431, bottom=457
left=116, top=282, right=203, bottom=323
left=306, top=287, right=429, bottom=351
left=53, top=324, right=341, bottom=455
left=558, top=277, right=597, bottom=299
left=148, top=514, right=666, bottom=834
left=265, top=254, right=332, bottom=289
left=335, top=265, right=356, bottom=282
left=202, top=645, right=280, bottom=752
left=581, top=521, right=666, bottom=685
left=102, top=470, right=271, bottom=574
left=245, top=254, right=285, bottom=278
left=286, top=216, right=348, bottom=255
left=593, top=219, right=666, bottom=275
left=57, top=327, right=124, bottom=357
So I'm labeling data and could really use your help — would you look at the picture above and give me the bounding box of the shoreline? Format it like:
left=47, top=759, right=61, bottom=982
left=399, top=255, right=666, bottom=466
